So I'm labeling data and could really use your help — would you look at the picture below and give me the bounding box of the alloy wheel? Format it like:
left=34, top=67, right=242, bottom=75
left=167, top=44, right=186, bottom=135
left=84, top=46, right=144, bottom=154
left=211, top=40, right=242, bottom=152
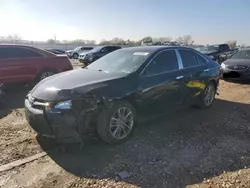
left=204, top=84, right=215, bottom=106
left=109, top=107, right=134, bottom=140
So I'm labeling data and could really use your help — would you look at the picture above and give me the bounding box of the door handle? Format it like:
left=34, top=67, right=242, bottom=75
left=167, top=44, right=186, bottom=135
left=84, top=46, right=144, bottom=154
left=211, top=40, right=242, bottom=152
left=204, top=69, right=210, bottom=72
left=176, top=75, right=184, bottom=80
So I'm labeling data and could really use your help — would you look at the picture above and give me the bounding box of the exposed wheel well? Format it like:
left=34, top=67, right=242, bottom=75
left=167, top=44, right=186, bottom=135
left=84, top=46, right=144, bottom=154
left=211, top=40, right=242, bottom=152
left=120, top=96, right=138, bottom=111
left=34, top=68, right=57, bottom=83
left=209, top=79, right=218, bottom=89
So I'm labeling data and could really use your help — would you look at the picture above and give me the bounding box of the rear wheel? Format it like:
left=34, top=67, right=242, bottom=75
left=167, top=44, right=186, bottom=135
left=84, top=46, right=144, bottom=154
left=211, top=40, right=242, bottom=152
left=97, top=101, right=136, bottom=144
left=198, top=82, right=216, bottom=108
left=39, top=71, right=55, bottom=81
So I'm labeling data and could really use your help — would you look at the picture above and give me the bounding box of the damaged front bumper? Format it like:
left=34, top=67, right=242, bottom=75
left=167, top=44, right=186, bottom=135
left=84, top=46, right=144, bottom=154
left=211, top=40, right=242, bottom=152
left=24, top=96, right=101, bottom=143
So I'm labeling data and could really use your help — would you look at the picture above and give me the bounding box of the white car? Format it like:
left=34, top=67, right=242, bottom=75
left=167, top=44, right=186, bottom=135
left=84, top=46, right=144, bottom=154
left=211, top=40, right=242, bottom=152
left=66, top=46, right=94, bottom=59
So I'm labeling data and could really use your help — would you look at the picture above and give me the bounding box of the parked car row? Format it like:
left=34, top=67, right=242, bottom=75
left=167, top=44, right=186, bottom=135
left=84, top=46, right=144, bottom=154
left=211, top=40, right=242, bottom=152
left=66, top=46, right=94, bottom=59
left=78, top=45, right=121, bottom=65
left=24, top=46, right=221, bottom=144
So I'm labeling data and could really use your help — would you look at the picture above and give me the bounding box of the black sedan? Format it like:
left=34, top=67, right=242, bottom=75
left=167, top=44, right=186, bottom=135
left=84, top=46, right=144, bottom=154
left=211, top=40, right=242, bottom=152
left=221, top=48, right=250, bottom=81
left=24, top=46, right=221, bottom=144
left=46, top=49, right=66, bottom=55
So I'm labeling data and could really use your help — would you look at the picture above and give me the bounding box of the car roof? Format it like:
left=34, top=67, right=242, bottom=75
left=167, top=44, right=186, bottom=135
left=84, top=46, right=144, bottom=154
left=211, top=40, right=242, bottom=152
left=0, top=44, right=35, bottom=48
left=120, top=46, right=193, bottom=53
left=96, top=45, right=121, bottom=48
left=78, top=46, right=94, bottom=48
left=0, top=44, right=44, bottom=51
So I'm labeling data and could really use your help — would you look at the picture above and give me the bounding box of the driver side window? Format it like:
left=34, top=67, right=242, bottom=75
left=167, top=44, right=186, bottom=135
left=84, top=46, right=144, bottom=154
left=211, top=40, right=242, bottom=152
left=143, top=50, right=179, bottom=76
left=100, top=47, right=109, bottom=53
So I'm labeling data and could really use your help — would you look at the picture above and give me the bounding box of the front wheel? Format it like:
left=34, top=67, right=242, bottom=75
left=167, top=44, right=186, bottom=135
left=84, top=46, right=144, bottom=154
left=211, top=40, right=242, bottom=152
left=97, top=101, right=137, bottom=144
left=198, top=82, right=216, bottom=108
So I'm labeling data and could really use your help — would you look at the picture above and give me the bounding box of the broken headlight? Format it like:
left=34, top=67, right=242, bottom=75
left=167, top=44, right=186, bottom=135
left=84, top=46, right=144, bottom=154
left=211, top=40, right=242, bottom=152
left=54, top=100, right=72, bottom=109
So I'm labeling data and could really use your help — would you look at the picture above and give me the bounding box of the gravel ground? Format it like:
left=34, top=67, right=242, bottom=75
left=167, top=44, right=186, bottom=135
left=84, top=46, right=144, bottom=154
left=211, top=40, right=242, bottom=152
left=1, top=72, right=250, bottom=187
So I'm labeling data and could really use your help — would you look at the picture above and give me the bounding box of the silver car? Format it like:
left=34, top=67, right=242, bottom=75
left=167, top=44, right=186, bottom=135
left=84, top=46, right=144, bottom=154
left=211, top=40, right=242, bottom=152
left=66, top=46, right=94, bottom=59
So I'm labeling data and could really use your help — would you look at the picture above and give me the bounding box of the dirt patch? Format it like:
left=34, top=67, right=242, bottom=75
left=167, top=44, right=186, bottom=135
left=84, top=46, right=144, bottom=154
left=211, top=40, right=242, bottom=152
left=187, top=169, right=250, bottom=188
left=71, top=59, right=84, bottom=69
left=0, top=108, right=42, bottom=165
left=1, top=80, right=250, bottom=188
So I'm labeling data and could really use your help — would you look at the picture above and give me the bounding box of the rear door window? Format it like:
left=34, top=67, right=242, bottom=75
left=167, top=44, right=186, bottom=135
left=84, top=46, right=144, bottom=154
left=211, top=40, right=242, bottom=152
left=0, top=47, right=13, bottom=59
left=81, top=47, right=93, bottom=51
left=110, top=46, right=121, bottom=52
left=0, top=47, right=42, bottom=59
left=144, top=50, right=179, bottom=75
left=179, top=49, right=199, bottom=68
left=100, top=47, right=109, bottom=53
left=196, top=54, right=208, bottom=65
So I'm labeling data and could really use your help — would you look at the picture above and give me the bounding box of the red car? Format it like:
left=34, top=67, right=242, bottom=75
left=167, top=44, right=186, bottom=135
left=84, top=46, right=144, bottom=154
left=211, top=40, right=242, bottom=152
left=0, top=44, right=73, bottom=85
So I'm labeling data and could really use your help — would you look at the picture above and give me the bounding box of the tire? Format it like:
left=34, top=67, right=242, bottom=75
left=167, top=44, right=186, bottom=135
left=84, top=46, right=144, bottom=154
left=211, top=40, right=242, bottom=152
left=197, top=82, right=216, bottom=108
left=84, top=62, right=90, bottom=66
left=73, top=53, right=79, bottom=59
left=38, top=70, right=55, bottom=82
left=97, top=101, right=137, bottom=144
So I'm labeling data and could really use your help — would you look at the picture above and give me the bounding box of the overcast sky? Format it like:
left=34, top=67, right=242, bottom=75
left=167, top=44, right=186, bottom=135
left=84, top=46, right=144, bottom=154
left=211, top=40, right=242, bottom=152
left=0, top=0, right=249, bottom=45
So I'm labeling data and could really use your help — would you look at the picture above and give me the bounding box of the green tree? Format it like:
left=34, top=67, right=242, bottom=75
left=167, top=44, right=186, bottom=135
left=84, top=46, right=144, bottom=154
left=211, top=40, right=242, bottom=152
left=226, top=40, right=237, bottom=49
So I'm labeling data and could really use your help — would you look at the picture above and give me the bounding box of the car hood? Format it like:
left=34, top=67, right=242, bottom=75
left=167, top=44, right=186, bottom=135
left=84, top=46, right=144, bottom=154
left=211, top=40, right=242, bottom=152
left=66, top=50, right=73, bottom=53
left=31, top=68, right=126, bottom=101
left=223, top=59, right=250, bottom=66
left=79, top=51, right=92, bottom=56
left=199, top=50, right=218, bottom=55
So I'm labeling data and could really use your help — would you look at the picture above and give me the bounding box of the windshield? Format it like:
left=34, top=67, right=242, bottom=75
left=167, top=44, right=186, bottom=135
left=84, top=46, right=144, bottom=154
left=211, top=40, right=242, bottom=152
left=231, top=50, right=250, bottom=59
left=198, top=45, right=219, bottom=51
left=74, top=47, right=81, bottom=51
left=86, top=50, right=151, bottom=73
left=87, top=46, right=103, bottom=53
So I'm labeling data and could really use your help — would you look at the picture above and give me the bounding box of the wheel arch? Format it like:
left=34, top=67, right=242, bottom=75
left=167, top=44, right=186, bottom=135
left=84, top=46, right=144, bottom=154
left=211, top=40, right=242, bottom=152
left=208, top=78, right=219, bottom=90
left=102, top=94, right=139, bottom=112
left=33, top=67, right=58, bottom=83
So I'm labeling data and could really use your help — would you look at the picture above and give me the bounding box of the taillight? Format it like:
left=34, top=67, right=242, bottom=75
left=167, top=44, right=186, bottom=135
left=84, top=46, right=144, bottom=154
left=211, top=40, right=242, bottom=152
left=218, top=67, right=223, bottom=77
